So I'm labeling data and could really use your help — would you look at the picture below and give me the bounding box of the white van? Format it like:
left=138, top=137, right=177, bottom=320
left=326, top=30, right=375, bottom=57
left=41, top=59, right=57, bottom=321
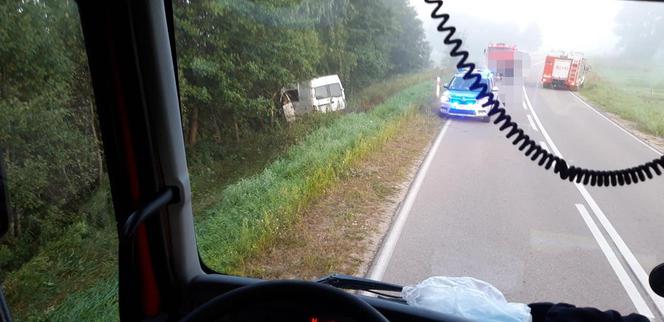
left=281, top=74, right=346, bottom=121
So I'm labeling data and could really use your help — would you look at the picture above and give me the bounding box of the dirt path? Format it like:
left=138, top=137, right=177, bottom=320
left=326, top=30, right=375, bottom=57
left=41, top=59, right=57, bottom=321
left=236, top=109, right=442, bottom=280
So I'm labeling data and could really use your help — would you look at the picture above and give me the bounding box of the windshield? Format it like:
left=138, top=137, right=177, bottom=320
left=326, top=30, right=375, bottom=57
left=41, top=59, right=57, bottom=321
left=330, top=83, right=343, bottom=97
left=1, top=1, right=117, bottom=320
left=314, top=85, right=330, bottom=99
left=176, top=0, right=664, bottom=318
left=448, top=76, right=489, bottom=91
left=3, top=0, right=664, bottom=320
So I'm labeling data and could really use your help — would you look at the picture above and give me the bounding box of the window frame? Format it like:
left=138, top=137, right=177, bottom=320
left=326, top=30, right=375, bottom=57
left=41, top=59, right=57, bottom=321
left=329, top=83, right=343, bottom=97
left=75, top=1, right=478, bottom=321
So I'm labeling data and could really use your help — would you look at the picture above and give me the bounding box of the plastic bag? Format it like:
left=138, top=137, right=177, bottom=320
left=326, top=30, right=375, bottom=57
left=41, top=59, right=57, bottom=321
left=402, top=276, right=532, bottom=322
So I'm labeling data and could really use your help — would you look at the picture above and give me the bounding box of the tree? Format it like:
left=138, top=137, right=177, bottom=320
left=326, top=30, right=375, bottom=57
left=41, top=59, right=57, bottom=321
left=614, top=1, right=664, bottom=61
left=0, top=0, right=100, bottom=272
left=385, top=0, right=431, bottom=74
left=175, top=0, right=322, bottom=145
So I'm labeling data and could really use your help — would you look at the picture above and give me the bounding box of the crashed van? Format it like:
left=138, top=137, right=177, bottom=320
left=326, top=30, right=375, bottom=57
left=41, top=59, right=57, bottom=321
left=281, top=74, right=346, bottom=121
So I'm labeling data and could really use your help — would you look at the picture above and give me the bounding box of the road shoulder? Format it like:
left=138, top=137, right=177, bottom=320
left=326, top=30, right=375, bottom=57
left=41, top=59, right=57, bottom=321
left=235, top=109, right=443, bottom=280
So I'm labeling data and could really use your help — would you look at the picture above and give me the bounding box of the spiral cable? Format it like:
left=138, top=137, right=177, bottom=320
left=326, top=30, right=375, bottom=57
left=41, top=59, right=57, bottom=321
left=425, top=0, right=664, bottom=187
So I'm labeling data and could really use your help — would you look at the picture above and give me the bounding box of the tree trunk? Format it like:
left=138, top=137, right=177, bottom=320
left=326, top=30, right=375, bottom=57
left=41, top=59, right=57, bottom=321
left=213, top=121, right=222, bottom=144
left=89, top=101, right=104, bottom=182
left=13, top=211, right=19, bottom=238
left=257, top=114, right=265, bottom=130
left=188, top=106, right=199, bottom=146
left=0, top=150, right=16, bottom=238
left=234, top=118, right=240, bottom=143
left=270, top=91, right=279, bottom=127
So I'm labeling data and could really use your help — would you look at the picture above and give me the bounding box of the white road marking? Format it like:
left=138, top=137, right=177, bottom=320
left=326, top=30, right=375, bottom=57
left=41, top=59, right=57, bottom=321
left=523, top=86, right=662, bottom=317
left=522, top=101, right=528, bottom=110
left=367, top=119, right=452, bottom=282
left=567, top=91, right=664, bottom=315
left=539, top=141, right=549, bottom=152
left=527, top=114, right=538, bottom=132
left=575, top=204, right=654, bottom=318
left=577, top=185, right=664, bottom=317
left=569, top=92, right=662, bottom=156
left=522, top=89, right=562, bottom=157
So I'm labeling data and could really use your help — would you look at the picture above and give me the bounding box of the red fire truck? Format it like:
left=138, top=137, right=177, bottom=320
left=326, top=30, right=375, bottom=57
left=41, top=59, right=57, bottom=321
left=541, top=52, right=589, bottom=91
left=487, top=43, right=516, bottom=77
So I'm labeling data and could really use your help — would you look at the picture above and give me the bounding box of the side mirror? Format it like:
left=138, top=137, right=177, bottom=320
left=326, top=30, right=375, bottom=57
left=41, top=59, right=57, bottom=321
left=492, top=86, right=499, bottom=92
left=0, top=151, right=10, bottom=239
left=443, top=83, right=449, bottom=89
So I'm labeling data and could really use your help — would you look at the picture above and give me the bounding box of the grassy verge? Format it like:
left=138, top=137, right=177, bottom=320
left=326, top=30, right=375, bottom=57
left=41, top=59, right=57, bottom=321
left=3, top=188, right=118, bottom=321
left=197, top=82, right=432, bottom=273
left=580, top=66, right=664, bottom=137
left=189, top=70, right=437, bottom=218
left=347, top=71, right=437, bottom=112
left=188, top=112, right=341, bottom=219
left=2, top=74, right=433, bottom=321
left=236, top=110, right=441, bottom=279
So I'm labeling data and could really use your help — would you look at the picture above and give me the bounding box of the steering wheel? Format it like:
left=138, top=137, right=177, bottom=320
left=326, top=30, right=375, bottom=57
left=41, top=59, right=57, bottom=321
left=181, top=280, right=389, bottom=322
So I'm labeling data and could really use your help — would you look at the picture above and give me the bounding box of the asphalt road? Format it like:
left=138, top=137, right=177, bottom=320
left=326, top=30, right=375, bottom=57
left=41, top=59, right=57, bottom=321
left=368, top=63, right=664, bottom=320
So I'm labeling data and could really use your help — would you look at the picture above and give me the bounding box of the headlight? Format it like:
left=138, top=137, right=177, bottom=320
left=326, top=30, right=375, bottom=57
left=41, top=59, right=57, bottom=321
left=440, top=91, right=450, bottom=103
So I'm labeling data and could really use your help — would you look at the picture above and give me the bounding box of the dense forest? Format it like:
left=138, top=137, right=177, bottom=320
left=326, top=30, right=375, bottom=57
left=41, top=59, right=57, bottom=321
left=0, top=0, right=430, bottom=282
left=175, top=0, right=431, bottom=146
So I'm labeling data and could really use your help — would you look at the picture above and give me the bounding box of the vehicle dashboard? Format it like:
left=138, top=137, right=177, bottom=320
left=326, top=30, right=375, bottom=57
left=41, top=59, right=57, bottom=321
left=185, top=274, right=469, bottom=322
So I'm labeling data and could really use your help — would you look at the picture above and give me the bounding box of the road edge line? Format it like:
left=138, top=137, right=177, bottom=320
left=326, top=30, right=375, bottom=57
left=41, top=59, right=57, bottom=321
left=569, top=92, right=662, bottom=156
left=577, top=184, right=664, bottom=317
left=522, top=87, right=562, bottom=157
left=366, top=119, right=452, bottom=282
left=524, top=86, right=660, bottom=316
left=527, top=114, right=539, bottom=132
left=575, top=204, right=654, bottom=318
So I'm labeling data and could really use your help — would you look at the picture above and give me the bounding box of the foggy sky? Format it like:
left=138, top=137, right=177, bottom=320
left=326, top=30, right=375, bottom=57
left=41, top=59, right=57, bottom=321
left=408, top=0, right=664, bottom=64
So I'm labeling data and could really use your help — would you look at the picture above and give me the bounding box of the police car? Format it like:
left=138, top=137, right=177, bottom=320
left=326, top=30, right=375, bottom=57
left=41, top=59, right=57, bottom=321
left=439, top=68, right=498, bottom=122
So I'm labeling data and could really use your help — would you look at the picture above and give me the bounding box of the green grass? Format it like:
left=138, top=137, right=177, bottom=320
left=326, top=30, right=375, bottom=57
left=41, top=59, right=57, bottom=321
left=196, top=82, right=431, bottom=272
left=44, top=277, right=118, bottom=322
left=580, top=70, right=664, bottom=137
left=2, top=74, right=433, bottom=321
left=3, top=222, right=117, bottom=321
left=188, top=70, right=438, bottom=219
left=589, top=58, right=664, bottom=89
left=188, top=112, right=341, bottom=219
left=347, top=71, right=437, bottom=112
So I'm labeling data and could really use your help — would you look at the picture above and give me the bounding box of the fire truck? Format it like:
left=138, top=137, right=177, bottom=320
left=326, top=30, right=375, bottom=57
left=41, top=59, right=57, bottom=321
left=487, top=43, right=517, bottom=77
left=541, top=52, right=589, bottom=91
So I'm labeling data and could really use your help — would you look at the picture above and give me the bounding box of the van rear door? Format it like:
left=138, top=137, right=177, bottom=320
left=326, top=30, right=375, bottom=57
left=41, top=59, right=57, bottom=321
left=313, top=85, right=331, bottom=112
left=328, top=83, right=344, bottom=111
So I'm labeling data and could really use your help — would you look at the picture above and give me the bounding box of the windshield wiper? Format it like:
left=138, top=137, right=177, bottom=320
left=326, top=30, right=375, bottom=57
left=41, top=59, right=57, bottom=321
left=316, top=274, right=404, bottom=300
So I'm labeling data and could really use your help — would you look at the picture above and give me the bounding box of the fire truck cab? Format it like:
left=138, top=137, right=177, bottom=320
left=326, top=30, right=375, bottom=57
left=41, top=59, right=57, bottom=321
left=487, top=43, right=517, bottom=78
left=541, top=52, right=589, bottom=91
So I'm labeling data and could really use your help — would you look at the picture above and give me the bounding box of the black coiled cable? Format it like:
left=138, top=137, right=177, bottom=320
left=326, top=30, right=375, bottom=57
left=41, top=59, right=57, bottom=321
left=426, top=0, right=664, bottom=187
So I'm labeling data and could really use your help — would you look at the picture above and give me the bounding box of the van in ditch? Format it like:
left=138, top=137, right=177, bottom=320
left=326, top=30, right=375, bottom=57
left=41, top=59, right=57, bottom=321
left=281, top=75, right=346, bottom=121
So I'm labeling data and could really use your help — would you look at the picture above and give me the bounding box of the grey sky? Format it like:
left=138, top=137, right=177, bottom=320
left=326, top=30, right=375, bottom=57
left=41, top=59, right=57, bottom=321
left=409, top=0, right=623, bottom=55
